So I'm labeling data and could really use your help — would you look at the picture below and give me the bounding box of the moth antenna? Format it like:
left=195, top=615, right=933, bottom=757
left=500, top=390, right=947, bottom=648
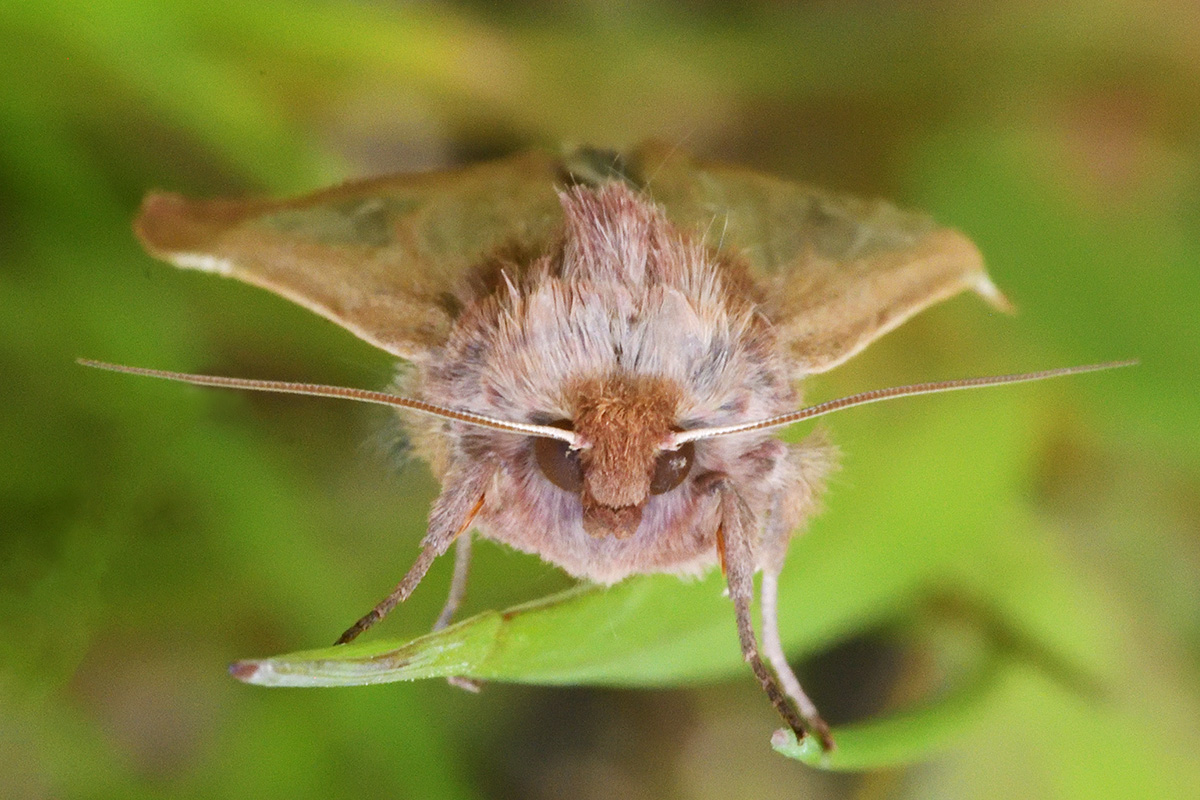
left=670, top=360, right=1138, bottom=445
left=78, top=359, right=581, bottom=445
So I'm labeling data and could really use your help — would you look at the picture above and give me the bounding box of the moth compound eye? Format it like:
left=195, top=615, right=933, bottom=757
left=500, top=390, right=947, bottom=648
left=650, top=440, right=694, bottom=495
left=534, top=421, right=584, bottom=493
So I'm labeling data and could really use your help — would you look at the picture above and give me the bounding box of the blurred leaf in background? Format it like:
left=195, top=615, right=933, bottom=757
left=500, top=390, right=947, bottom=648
left=2, top=1, right=1198, bottom=798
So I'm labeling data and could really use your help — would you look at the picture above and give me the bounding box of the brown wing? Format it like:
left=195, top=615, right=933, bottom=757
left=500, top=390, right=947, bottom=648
left=135, top=150, right=567, bottom=363
left=621, top=141, right=1012, bottom=375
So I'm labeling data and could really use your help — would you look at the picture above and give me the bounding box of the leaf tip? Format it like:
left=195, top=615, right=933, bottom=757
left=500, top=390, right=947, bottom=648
left=769, top=727, right=792, bottom=750
left=771, top=727, right=833, bottom=767
left=229, top=659, right=265, bottom=684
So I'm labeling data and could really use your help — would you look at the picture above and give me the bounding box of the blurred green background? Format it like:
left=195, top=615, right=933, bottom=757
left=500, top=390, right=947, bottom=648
left=3, top=1, right=1199, bottom=797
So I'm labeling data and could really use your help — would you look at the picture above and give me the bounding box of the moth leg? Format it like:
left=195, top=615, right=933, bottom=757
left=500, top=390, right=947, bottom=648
left=758, top=430, right=837, bottom=748
left=432, top=532, right=483, bottom=693
left=433, top=532, right=473, bottom=631
left=760, top=566, right=831, bottom=748
left=710, top=475, right=830, bottom=749
left=335, top=464, right=491, bottom=645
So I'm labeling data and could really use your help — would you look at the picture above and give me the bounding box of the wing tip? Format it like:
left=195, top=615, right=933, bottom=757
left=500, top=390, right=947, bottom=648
left=134, top=191, right=253, bottom=266
left=974, top=274, right=1016, bottom=314
left=938, top=228, right=1016, bottom=315
left=135, top=192, right=191, bottom=255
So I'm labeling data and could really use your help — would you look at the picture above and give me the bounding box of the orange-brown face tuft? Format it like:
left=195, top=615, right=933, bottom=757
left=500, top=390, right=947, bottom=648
left=570, top=373, right=682, bottom=538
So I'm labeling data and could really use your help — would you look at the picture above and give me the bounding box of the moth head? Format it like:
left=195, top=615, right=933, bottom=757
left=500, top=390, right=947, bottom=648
left=533, top=372, right=695, bottom=539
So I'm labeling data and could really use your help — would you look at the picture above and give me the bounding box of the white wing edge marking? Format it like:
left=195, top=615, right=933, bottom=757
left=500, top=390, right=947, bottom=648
left=172, top=252, right=234, bottom=276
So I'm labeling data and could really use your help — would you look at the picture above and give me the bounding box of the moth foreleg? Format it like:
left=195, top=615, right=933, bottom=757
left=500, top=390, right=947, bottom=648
left=335, top=463, right=492, bottom=645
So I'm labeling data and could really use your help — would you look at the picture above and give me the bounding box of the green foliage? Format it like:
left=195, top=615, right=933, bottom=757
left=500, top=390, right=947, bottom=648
left=3, top=1, right=1198, bottom=798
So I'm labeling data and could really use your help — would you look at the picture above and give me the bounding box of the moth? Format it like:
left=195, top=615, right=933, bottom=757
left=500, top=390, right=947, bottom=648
left=85, top=142, right=1127, bottom=751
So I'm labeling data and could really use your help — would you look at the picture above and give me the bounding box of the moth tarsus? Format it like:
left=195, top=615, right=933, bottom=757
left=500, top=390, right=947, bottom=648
left=96, top=141, right=1134, bottom=754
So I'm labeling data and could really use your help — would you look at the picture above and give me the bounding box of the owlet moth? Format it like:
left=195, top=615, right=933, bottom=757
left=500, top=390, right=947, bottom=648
left=85, top=142, right=1129, bottom=750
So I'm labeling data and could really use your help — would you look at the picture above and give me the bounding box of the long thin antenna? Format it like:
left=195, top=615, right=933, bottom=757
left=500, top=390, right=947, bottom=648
left=670, top=360, right=1137, bottom=446
left=78, top=359, right=581, bottom=445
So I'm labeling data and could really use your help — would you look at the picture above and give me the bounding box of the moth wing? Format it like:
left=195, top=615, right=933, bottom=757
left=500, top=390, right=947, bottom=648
left=135, top=150, right=566, bottom=362
left=625, top=142, right=1011, bottom=375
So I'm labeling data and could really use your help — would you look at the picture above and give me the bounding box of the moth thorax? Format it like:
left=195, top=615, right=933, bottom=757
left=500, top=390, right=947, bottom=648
left=559, top=181, right=703, bottom=287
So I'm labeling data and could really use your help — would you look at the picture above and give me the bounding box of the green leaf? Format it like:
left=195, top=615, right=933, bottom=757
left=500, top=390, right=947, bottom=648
left=231, top=578, right=746, bottom=688
left=233, top=582, right=1018, bottom=772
